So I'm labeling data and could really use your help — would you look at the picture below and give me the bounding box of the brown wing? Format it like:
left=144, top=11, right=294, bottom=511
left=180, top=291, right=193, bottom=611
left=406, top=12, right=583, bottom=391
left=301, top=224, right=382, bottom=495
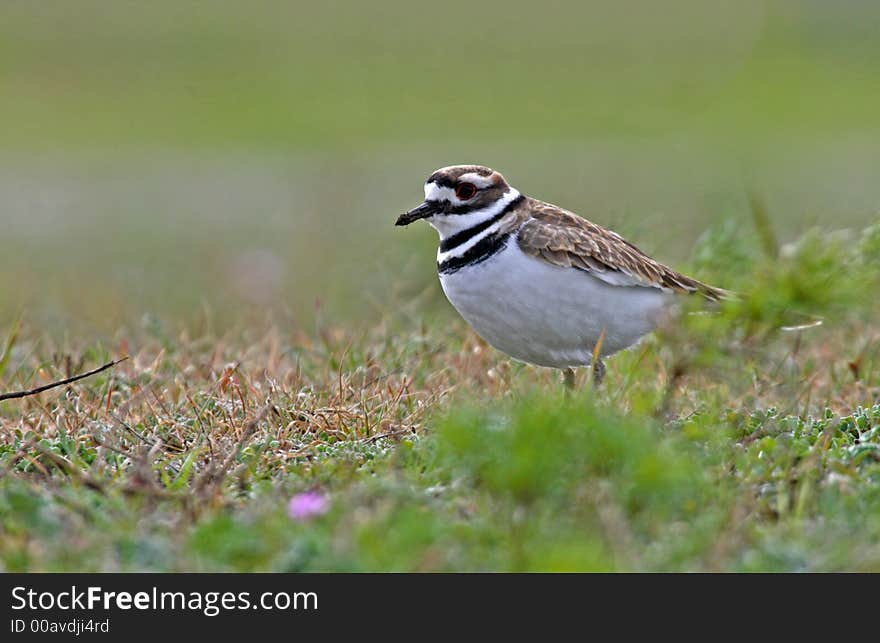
left=514, top=198, right=728, bottom=300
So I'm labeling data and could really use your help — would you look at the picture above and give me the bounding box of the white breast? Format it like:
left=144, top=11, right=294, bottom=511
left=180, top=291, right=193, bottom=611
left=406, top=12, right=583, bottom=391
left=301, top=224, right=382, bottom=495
left=438, top=241, right=672, bottom=368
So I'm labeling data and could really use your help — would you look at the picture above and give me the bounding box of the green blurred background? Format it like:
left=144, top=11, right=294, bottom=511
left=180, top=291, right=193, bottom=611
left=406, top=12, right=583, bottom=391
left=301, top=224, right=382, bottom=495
left=2, top=0, right=878, bottom=331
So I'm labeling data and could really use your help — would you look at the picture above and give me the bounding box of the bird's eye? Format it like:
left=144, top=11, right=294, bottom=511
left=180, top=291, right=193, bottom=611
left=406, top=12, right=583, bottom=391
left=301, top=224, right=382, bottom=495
left=455, top=183, right=477, bottom=200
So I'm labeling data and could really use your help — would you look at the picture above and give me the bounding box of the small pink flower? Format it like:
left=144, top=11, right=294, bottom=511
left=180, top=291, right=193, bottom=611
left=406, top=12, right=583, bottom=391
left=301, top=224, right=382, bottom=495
left=287, top=491, right=329, bottom=521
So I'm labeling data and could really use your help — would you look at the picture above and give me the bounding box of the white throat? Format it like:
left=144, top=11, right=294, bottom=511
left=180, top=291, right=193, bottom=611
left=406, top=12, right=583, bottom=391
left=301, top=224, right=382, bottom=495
left=426, top=187, right=521, bottom=239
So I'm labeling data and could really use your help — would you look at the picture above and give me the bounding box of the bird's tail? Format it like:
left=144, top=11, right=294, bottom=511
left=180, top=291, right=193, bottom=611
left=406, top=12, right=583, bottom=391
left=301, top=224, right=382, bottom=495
left=694, top=281, right=738, bottom=302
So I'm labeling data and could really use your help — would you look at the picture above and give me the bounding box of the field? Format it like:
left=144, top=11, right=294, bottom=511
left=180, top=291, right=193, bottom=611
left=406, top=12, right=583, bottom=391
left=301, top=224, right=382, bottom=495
left=2, top=1, right=880, bottom=571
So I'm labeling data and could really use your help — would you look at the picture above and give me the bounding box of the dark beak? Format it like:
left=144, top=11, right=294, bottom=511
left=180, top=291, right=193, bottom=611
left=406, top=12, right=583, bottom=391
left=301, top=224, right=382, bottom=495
left=395, top=201, right=439, bottom=226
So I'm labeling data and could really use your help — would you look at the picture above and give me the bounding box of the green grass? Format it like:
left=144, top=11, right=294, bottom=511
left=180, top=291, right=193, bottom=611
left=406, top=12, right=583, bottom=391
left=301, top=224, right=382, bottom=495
left=2, top=1, right=879, bottom=151
left=1, top=219, right=879, bottom=571
left=1, top=0, right=879, bottom=571
left=3, top=1, right=880, bottom=327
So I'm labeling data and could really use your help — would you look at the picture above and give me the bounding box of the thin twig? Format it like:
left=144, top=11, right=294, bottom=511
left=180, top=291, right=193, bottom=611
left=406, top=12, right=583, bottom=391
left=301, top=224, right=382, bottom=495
left=0, top=357, right=128, bottom=402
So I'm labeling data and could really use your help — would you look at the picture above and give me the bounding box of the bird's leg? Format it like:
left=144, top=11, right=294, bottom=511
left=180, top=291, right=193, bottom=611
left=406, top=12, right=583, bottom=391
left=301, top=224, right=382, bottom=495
left=562, top=367, right=576, bottom=392
left=592, top=359, right=606, bottom=386
left=590, top=327, right=607, bottom=387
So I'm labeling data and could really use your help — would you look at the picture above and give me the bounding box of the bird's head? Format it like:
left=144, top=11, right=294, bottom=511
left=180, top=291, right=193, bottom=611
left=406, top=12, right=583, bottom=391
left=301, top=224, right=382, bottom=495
left=395, top=165, right=514, bottom=233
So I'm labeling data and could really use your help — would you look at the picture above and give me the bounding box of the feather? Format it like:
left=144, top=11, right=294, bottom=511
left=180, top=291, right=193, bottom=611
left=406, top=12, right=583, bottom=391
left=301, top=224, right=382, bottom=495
left=514, top=197, right=727, bottom=299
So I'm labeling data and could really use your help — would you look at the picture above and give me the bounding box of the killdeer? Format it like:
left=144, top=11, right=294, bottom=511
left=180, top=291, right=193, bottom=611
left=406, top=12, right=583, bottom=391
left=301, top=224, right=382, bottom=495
left=396, top=165, right=727, bottom=386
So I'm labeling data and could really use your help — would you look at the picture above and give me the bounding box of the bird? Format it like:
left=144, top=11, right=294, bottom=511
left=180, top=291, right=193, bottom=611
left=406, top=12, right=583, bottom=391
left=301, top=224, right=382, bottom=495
left=395, top=165, right=727, bottom=387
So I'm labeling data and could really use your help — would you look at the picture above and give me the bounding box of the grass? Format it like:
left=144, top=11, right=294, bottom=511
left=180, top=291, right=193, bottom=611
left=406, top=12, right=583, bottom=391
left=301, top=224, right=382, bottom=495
left=3, top=2, right=880, bottom=326
left=3, top=2, right=879, bottom=152
left=1, top=0, right=879, bottom=572
left=1, top=218, right=879, bottom=571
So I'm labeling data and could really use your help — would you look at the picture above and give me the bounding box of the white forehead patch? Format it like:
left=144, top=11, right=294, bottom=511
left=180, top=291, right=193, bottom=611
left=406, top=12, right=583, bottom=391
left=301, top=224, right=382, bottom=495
left=457, top=172, right=495, bottom=189
left=424, top=174, right=496, bottom=205
left=424, top=181, right=475, bottom=206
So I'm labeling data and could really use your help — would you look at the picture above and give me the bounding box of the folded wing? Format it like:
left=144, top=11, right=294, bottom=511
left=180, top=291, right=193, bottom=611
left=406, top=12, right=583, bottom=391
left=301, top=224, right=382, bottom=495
left=515, top=199, right=728, bottom=301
